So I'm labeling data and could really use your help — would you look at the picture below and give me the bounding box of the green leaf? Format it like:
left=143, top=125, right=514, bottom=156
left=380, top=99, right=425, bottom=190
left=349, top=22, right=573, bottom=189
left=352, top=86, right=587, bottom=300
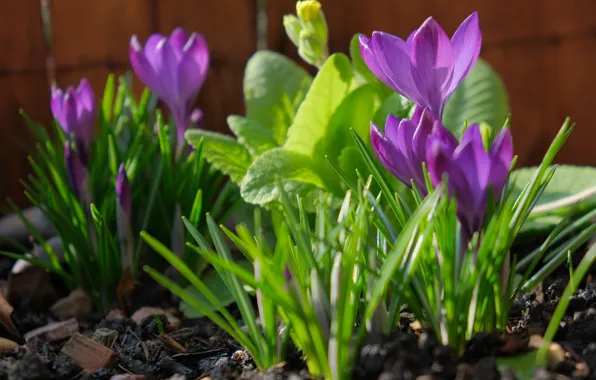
left=284, top=53, right=353, bottom=158
left=325, top=84, right=381, bottom=161
left=185, top=129, right=252, bottom=185
left=240, top=148, right=330, bottom=207
left=244, top=51, right=313, bottom=144
left=512, top=165, right=596, bottom=233
left=442, top=58, right=509, bottom=136
left=338, top=147, right=368, bottom=189
left=180, top=261, right=253, bottom=318
left=227, top=115, right=278, bottom=157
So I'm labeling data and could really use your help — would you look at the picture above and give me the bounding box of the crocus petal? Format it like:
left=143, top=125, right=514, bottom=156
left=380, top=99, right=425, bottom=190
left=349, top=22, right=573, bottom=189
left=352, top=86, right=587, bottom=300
left=411, top=108, right=435, bottom=160
left=370, top=122, right=410, bottom=184
left=489, top=128, right=513, bottom=194
left=50, top=86, right=64, bottom=121
left=410, top=17, right=454, bottom=118
left=130, top=36, right=160, bottom=94
left=447, top=12, right=482, bottom=94
left=116, top=164, right=132, bottom=220
left=177, top=34, right=209, bottom=103
left=452, top=125, right=491, bottom=209
left=168, top=28, right=189, bottom=61
left=62, top=90, right=79, bottom=135
left=370, top=32, right=423, bottom=104
left=426, top=139, right=453, bottom=187
left=76, top=79, right=95, bottom=112
left=144, top=34, right=167, bottom=72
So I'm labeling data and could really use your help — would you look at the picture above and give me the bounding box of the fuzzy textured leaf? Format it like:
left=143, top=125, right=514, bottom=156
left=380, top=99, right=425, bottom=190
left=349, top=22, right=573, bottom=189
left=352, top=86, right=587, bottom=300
left=512, top=165, right=596, bottom=232
left=442, top=58, right=509, bottom=137
left=227, top=115, right=278, bottom=157
left=244, top=51, right=313, bottom=144
left=240, top=148, right=331, bottom=207
left=284, top=53, right=353, bottom=158
left=185, top=129, right=252, bottom=185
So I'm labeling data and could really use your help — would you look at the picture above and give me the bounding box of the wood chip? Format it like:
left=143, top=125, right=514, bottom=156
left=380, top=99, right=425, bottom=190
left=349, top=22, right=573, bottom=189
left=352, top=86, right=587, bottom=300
left=24, top=318, right=79, bottom=347
left=155, top=334, right=187, bottom=353
left=50, top=289, right=92, bottom=320
left=110, top=375, right=146, bottom=380
left=409, top=320, right=423, bottom=334
left=61, top=333, right=116, bottom=371
left=0, top=337, right=18, bottom=355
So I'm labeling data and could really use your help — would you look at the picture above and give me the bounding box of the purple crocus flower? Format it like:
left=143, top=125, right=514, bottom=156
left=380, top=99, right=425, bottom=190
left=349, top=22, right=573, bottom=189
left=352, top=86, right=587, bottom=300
left=116, top=164, right=133, bottom=269
left=370, top=107, right=458, bottom=193
left=116, top=164, right=132, bottom=220
left=51, top=79, right=96, bottom=150
left=359, top=12, right=481, bottom=119
left=129, top=28, right=209, bottom=152
left=64, top=140, right=90, bottom=205
left=426, top=124, right=513, bottom=239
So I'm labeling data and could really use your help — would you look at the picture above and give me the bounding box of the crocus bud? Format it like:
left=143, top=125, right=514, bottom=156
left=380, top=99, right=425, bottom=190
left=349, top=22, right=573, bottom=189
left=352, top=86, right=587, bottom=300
left=129, top=28, right=209, bottom=154
left=116, top=164, right=132, bottom=221
left=116, top=164, right=133, bottom=269
left=64, top=140, right=90, bottom=205
left=51, top=79, right=96, bottom=151
left=370, top=107, right=458, bottom=194
left=285, top=0, right=328, bottom=68
left=427, top=124, right=513, bottom=240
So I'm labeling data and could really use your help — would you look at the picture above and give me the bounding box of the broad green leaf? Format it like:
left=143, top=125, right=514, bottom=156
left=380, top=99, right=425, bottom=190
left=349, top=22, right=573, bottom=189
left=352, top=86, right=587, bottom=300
left=240, top=148, right=332, bottom=207
left=372, top=93, right=414, bottom=128
left=338, top=147, right=368, bottom=189
left=325, top=84, right=381, bottom=162
left=180, top=261, right=253, bottom=318
left=442, top=58, right=509, bottom=137
left=244, top=51, right=313, bottom=144
left=185, top=129, right=252, bottom=185
left=227, top=115, right=278, bottom=157
left=284, top=53, right=353, bottom=158
left=512, top=165, right=596, bottom=232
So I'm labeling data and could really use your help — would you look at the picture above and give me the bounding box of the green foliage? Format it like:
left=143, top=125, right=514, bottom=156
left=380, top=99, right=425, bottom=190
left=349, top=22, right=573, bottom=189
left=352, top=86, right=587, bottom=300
left=187, top=47, right=391, bottom=210
left=511, top=165, right=596, bottom=233
left=4, top=74, right=239, bottom=308
left=442, top=58, right=509, bottom=136
left=351, top=118, right=596, bottom=350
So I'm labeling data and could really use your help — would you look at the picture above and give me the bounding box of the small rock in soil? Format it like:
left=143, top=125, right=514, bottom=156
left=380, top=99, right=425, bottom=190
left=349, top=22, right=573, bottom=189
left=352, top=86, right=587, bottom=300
left=92, top=328, right=119, bottom=348
left=109, top=375, right=147, bottom=380
left=8, top=352, right=52, bottom=380
left=8, top=266, right=60, bottom=312
left=0, top=208, right=55, bottom=248
left=50, top=288, right=92, bottom=320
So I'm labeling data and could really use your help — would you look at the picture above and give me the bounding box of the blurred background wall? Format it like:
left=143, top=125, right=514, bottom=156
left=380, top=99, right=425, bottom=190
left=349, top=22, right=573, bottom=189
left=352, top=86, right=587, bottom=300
left=1, top=0, right=596, bottom=208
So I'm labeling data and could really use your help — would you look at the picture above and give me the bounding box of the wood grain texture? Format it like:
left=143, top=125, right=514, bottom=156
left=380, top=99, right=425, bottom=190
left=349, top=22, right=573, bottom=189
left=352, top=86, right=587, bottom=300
left=51, top=0, right=153, bottom=68
left=0, top=1, right=47, bottom=72
left=267, top=0, right=596, bottom=166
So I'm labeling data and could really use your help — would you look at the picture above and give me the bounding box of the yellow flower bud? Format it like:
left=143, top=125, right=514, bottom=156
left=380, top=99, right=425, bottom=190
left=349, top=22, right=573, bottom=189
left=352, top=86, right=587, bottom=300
left=296, top=0, right=322, bottom=22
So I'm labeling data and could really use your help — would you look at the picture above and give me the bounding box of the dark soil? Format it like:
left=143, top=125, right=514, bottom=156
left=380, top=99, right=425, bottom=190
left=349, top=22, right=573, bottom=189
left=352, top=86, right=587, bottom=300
left=2, top=246, right=596, bottom=379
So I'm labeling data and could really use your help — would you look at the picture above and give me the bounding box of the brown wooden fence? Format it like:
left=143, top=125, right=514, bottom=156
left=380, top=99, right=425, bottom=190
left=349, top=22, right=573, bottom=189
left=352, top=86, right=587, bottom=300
left=2, top=0, right=596, bottom=207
